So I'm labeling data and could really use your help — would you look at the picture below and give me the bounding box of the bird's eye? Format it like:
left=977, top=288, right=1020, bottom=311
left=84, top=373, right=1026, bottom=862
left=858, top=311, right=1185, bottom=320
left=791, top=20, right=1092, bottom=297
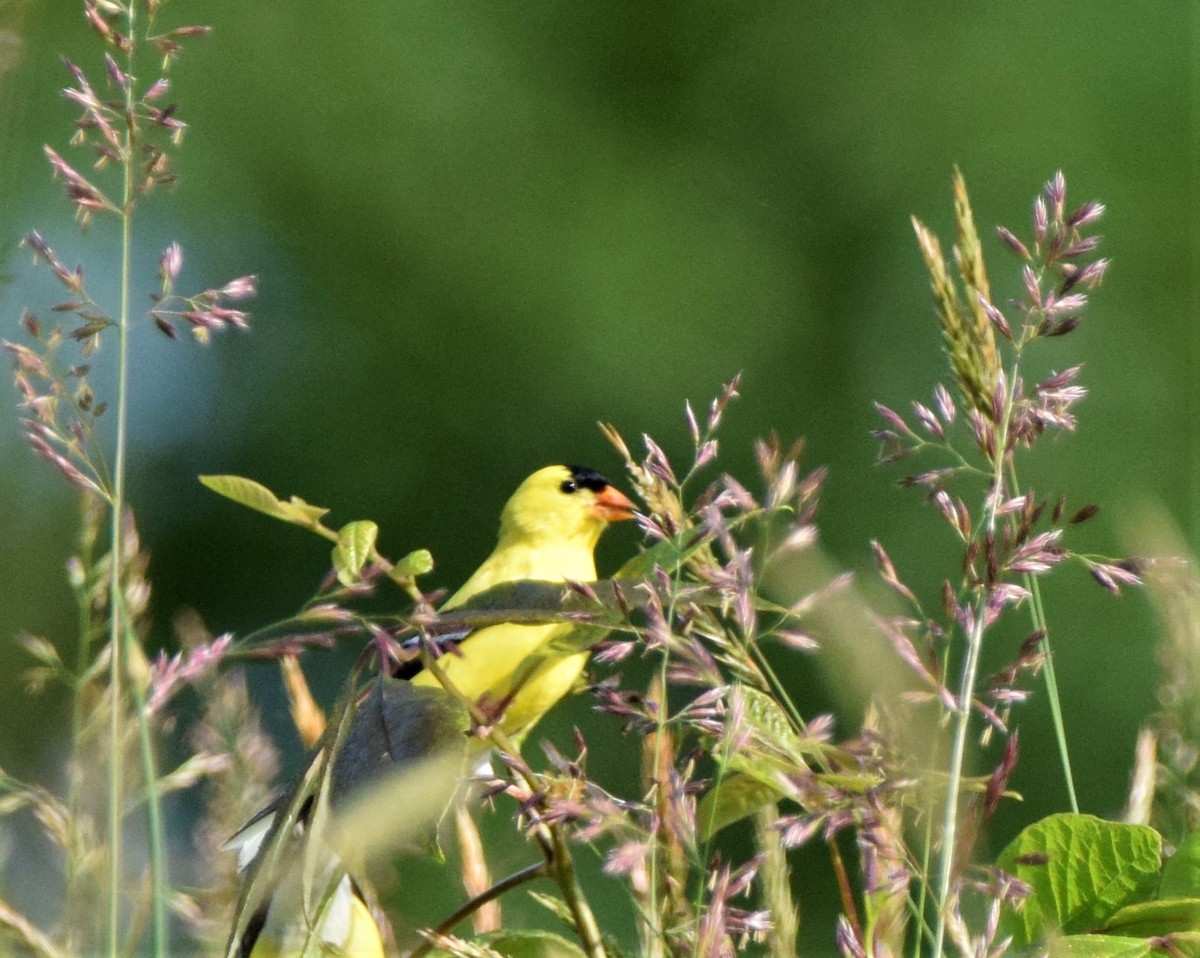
left=560, top=479, right=578, bottom=494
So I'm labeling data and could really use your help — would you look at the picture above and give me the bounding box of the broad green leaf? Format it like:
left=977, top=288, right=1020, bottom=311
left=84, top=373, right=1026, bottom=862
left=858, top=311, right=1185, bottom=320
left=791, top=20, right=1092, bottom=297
left=820, top=772, right=886, bottom=791
left=1142, top=932, right=1200, bottom=957
left=1048, top=934, right=1153, bottom=958
left=200, top=474, right=330, bottom=529
left=1161, top=830, right=1200, bottom=898
left=200, top=473, right=288, bottom=518
left=1050, top=931, right=1200, bottom=958
left=696, top=771, right=785, bottom=842
left=997, top=813, right=1163, bottom=948
left=696, top=685, right=839, bottom=839
left=332, top=520, right=378, bottom=586
left=1101, top=899, right=1200, bottom=937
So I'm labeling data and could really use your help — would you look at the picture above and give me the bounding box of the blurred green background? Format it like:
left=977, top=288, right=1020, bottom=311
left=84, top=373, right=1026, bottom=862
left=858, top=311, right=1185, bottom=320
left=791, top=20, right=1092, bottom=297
left=0, top=1, right=1192, bottom=952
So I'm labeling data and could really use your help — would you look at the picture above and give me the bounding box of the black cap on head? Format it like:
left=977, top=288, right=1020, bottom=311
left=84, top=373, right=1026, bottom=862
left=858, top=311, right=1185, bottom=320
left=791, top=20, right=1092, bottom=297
left=564, top=464, right=611, bottom=493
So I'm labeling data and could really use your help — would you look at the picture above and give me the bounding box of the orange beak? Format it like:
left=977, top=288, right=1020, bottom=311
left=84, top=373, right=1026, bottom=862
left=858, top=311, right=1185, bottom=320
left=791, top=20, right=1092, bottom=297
left=592, top=485, right=636, bottom=523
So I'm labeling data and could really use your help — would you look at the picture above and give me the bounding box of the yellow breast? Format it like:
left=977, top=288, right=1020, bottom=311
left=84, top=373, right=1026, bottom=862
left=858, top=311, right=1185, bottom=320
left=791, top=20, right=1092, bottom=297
left=411, top=621, right=588, bottom=739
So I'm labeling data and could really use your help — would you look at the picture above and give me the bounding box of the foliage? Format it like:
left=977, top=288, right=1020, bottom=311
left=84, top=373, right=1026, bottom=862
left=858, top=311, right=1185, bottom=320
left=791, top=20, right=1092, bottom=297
left=3, top=3, right=1197, bottom=958
left=996, top=812, right=1200, bottom=955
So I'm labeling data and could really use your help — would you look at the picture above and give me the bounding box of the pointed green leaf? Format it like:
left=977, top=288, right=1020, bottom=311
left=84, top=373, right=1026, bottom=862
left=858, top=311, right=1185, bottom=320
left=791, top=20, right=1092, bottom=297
left=1047, top=935, right=1153, bottom=958
left=200, top=474, right=289, bottom=518
left=333, top=520, right=378, bottom=586
left=278, top=495, right=331, bottom=526
left=1049, top=932, right=1200, bottom=958
left=1144, top=932, right=1200, bottom=957
left=300, top=767, right=334, bottom=925
left=996, top=813, right=1163, bottom=948
left=200, top=475, right=330, bottom=530
left=1161, top=830, right=1200, bottom=899
left=1101, top=898, right=1200, bottom=937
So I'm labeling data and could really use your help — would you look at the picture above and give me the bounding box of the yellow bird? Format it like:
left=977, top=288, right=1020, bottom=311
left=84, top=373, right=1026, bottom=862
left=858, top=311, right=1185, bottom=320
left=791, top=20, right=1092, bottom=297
left=228, top=464, right=634, bottom=958
left=412, top=463, right=635, bottom=739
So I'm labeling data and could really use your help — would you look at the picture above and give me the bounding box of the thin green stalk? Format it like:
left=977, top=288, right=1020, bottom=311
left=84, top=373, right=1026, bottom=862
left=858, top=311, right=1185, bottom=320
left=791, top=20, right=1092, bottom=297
left=910, top=777, right=936, bottom=958
left=931, top=369, right=1016, bottom=958
left=105, top=98, right=132, bottom=958
left=107, top=6, right=168, bottom=955
left=1008, top=456, right=1077, bottom=812
left=930, top=604, right=986, bottom=958
left=1027, top=581, right=1078, bottom=812
left=547, top=823, right=606, bottom=958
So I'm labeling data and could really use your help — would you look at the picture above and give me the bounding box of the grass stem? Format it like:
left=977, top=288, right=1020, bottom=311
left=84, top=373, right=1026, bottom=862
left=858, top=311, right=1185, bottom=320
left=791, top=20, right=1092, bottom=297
left=105, top=87, right=132, bottom=958
left=932, top=367, right=1016, bottom=958
left=107, top=7, right=168, bottom=954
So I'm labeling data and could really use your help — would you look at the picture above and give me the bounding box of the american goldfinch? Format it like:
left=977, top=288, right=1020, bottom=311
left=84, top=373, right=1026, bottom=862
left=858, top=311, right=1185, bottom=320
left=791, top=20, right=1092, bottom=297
left=227, top=464, right=634, bottom=958
left=411, top=463, right=635, bottom=739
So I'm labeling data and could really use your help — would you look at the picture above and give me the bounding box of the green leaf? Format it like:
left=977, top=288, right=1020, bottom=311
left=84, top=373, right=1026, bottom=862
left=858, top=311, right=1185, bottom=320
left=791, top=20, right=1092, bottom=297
left=696, top=772, right=785, bottom=842
left=1049, top=931, right=1200, bottom=958
left=725, top=686, right=805, bottom=779
left=278, top=495, right=332, bottom=527
left=695, top=685, right=843, bottom=839
left=1161, top=830, right=1200, bottom=899
left=392, top=547, right=434, bottom=580
left=1142, top=932, right=1200, bottom=957
left=200, top=473, right=285, bottom=517
left=1101, top=899, right=1200, bottom=937
left=996, top=813, right=1163, bottom=948
left=1047, top=934, right=1154, bottom=958
left=332, top=520, right=378, bottom=586
left=200, top=474, right=330, bottom=529
left=1169, top=932, right=1200, bottom=958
